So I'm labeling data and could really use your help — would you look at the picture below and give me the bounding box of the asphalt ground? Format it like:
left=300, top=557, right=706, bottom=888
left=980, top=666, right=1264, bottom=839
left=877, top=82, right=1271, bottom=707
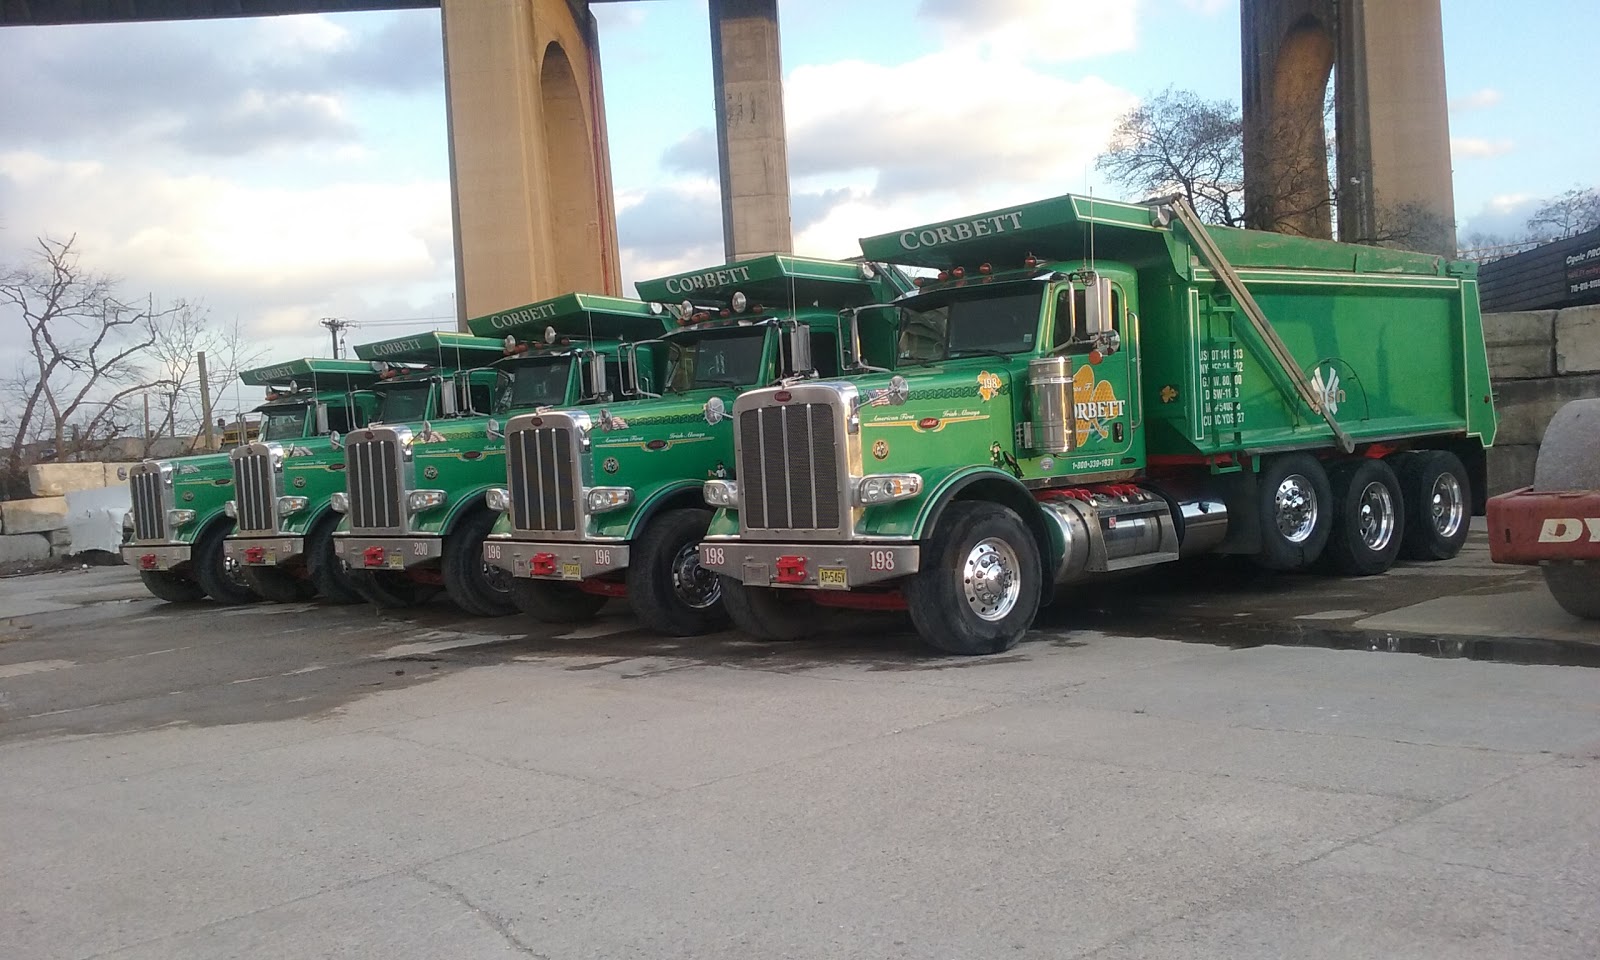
left=1, top=525, right=1597, bottom=959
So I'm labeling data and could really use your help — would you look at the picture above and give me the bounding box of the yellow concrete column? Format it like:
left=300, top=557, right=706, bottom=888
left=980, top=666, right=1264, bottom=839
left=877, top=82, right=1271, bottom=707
left=441, top=0, right=621, bottom=326
left=709, top=0, right=793, bottom=262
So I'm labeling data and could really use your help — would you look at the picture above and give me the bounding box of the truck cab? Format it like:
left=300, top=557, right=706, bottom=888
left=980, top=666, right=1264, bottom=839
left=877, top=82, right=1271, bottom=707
left=699, top=193, right=1496, bottom=655
left=121, top=363, right=377, bottom=605
left=218, top=359, right=384, bottom=603
left=484, top=255, right=912, bottom=635
left=330, top=297, right=674, bottom=616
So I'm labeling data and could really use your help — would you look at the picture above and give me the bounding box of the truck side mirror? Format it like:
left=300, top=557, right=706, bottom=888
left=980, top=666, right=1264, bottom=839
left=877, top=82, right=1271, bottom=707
left=586, top=351, right=609, bottom=400
left=1084, top=275, right=1114, bottom=336
left=786, top=322, right=813, bottom=378
left=314, top=402, right=330, bottom=435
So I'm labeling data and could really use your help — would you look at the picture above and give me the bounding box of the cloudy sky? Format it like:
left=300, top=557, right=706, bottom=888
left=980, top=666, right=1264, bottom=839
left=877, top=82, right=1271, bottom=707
left=1, top=0, right=1593, bottom=413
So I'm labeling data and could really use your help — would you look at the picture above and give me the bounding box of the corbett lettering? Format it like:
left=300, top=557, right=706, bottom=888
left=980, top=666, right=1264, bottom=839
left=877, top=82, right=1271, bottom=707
left=899, top=211, right=1025, bottom=250
left=662, top=266, right=753, bottom=295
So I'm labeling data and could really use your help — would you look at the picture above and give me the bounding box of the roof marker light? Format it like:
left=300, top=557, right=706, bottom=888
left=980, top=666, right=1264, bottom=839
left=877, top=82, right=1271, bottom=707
left=951, top=266, right=965, bottom=279
left=978, top=262, right=992, bottom=275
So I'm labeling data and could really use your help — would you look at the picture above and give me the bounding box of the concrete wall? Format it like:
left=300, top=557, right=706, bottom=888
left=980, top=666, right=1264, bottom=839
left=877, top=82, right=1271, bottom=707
left=1485, top=303, right=1600, bottom=493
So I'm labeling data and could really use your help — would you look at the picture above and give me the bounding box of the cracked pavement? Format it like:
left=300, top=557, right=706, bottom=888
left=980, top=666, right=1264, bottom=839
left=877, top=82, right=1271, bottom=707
left=1, top=566, right=1598, bottom=959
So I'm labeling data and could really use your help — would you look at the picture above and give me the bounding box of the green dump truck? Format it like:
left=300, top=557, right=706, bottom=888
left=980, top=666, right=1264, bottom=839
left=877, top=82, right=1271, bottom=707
left=698, top=194, right=1497, bottom=655
left=121, top=360, right=379, bottom=604
left=331, top=298, right=673, bottom=616
left=219, top=359, right=386, bottom=603
left=484, top=255, right=912, bottom=635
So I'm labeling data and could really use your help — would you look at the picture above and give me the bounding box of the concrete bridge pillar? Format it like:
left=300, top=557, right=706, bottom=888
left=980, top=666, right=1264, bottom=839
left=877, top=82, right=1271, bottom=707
left=440, top=0, right=621, bottom=326
left=1241, top=0, right=1457, bottom=257
left=709, top=0, right=793, bottom=262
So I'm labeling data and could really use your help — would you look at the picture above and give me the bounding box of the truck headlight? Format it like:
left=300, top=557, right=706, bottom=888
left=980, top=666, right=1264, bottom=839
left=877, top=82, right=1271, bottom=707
left=277, top=496, right=308, bottom=516
left=703, top=479, right=739, bottom=507
left=329, top=492, right=349, bottom=513
left=856, top=474, right=922, bottom=506
left=167, top=508, right=196, bottom=526
left=406, top=489, right=447, bottom=513
left=585, top=487, right=633, bottom=514
left=485, top=487, right=511, bottom=513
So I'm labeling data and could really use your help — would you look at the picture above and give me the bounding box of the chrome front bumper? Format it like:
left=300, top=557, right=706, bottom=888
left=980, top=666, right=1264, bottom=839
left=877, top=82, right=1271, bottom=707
left=484, top=537, right=630, bottom=581
left=698, top=540, right=920, bottom=590
left=223, top=536, right=305, bottom=567
left=333, top=535, right=443, bottom=570
left=121, top=543, right=191, bottom=571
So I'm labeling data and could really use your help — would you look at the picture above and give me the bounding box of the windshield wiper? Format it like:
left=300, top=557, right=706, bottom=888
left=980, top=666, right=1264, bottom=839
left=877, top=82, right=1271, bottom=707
left=694, top=376, right=746, bottom=389
left=946, top=348, right=1016, bottom=361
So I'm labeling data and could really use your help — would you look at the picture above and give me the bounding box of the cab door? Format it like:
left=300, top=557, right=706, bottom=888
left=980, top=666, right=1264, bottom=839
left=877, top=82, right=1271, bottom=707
left=1047, top=280, right=1140, bottom=474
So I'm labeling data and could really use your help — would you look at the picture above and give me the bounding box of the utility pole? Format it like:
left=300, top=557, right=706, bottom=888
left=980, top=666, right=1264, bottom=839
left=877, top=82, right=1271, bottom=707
left=320, top=317, right=351, bottom=358
left=198, top=351, right=215, bottom=451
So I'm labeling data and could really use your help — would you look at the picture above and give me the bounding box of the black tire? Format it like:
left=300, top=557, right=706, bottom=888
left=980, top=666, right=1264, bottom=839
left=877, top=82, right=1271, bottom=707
left=241, top=564, right=316, bottom=602
left=1317, top=458, right=1405, bottom=576
left=508, top=579, right=607, bottom=623
left=1532, top=398, right=1600, bottom=620
left=720, top=577, right=822, bottom=642
left=1393, top=450, right=1471, bottom=561
left=191, top=521, right=259, bottom=605
left=627, top=508, right=730, bottom=636
left=905, top=501, right=1042, bottom=655
left=305, top=515, right=365, bottom=605
left=441, top=509, right=517, bottom=617
left=347, top=569, right=437, bottom=608
left=1253, top=453, right=1333, bottom=571
left=1542, top=565, right=1600, bottom=620
left=138, top=569, right=205, bottom=603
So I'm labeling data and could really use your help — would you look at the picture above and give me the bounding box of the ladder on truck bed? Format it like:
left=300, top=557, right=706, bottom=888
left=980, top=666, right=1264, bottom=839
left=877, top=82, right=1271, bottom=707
left=1162, top=197, right=1355, bottom=454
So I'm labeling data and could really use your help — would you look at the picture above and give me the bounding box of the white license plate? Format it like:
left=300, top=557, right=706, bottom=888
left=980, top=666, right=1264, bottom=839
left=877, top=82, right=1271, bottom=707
left=560, top=562, right=582, bottom=580
left=386, top=553, right=404, bottom=569
left=818, top=566, right=848, bottom=589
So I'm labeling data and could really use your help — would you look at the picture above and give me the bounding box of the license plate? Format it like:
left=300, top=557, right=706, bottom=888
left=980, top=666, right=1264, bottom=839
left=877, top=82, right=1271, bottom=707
left=386, top=553, right=404, bottom=569
left=818, top=566, right=848, bottom=589
left=560, top=562, right=582, bottom=580
left=264, top=550, right=277, bottom=565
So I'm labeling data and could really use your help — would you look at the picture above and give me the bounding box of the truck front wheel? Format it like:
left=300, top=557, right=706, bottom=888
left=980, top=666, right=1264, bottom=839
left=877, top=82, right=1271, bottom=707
left=241, top=564, right=316, bottom=603
left=138, top=569, right=205, bottom=603
left=348, top=570, right=436, bottom=608
left=905, top=502, right=1042, bottom=655
left=305, top=517, right=364, bottom=604
left=720, top=578, right=819, bottom=642
left=192, top=522, right=259, bottom=605
left=628, top=508, right=729, bottom=636
left=442, top=509, right=518, bottom=617
left=1254, top=453, right=1332, bottom=571
left=508, top=580, right=607, bottom=623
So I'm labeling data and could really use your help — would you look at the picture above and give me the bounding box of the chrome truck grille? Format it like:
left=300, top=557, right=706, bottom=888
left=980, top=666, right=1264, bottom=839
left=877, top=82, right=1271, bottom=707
left=231, top=444, right=278, bottom=534
left=346, top=429, right=405, bottom=533
left=128, top=462, right=168, bottom=541
left=504, top=411, right=587, bottom=536
left=733, top=385, right=859, bottom=537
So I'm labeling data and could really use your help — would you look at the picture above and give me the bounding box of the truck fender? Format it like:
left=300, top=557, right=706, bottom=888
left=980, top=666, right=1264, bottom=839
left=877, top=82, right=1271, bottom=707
left=915, top=468, right=1060, bottom=586
left=438, top=486, right=499, bottom=534
left=623, top=481, right=709, bottom=540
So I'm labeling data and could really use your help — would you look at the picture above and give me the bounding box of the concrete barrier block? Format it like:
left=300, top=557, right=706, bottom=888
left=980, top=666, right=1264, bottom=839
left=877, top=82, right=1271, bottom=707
left=102, top=463, right=140, bottom=487
left=1555, top=304, right=1600, bottom=374
left=1, top=496, right=69, bottom=534
left=1486, top=443, right=1539, bottom=496
left=28, top=462, right=109, bottom=497
left=0, top=532, right=51, bottom=563
left=1482, top=310, right=1555, bottom=347
left=1493, top=373, right=1600, bottom=445
left=1488, top=343, right=1554, bottom=380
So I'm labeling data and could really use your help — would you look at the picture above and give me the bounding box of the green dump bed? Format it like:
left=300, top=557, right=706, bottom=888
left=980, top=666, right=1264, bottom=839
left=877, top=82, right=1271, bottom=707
left=860, top=193, right=1497, bottom=457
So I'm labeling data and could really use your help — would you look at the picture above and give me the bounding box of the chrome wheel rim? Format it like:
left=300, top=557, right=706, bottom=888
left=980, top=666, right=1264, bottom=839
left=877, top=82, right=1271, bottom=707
left=962, top=537, right=1021, bottom=621
left=1430, top=473, right=1465, bottom=539
left=671, top=541, right=721, bottom=610
left=1357, top=480, right=1396, bottom=551
left=1274, top=474, right=1319, bottom=544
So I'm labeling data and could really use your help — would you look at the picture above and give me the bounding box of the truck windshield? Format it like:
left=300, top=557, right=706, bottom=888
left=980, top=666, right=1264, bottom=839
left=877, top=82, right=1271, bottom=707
left=259, top=406, right=309, bottom=441
left=897, top=287, right=1043, bottom=362
left=665, top=329, right=768, bottom=392
left=372, top=381, right=433, bottom=423
left=495, top=357, right=573, bottom=413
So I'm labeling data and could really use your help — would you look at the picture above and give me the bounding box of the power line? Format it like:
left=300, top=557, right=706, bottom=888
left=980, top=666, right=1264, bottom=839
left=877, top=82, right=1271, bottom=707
left=319, top=317, right=352, bottom=357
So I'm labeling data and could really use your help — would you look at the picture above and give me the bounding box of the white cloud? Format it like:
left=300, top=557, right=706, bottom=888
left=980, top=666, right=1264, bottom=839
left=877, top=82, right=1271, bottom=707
left=1452, top=136, right=1514, bottom=159
left=1177, top=0, right=1230, bottom=14
left=916, top=0, right=1139, bottom=62
left=1449, top=87, right=1502, bottom=111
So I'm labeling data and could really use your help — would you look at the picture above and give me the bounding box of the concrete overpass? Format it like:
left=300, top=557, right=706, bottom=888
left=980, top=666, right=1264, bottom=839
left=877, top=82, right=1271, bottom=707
left=2, top=0, right=1457, bottom=325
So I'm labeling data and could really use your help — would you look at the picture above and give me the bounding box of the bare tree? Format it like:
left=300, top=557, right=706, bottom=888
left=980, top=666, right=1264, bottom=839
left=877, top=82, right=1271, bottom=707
left=1097, top=88, right=1246, bottom=227
left=143, top=307, right=265, bottom=454
left=1526, top=187, right=1600, bottom=241
left=0, top=236, right=185, bottom=470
